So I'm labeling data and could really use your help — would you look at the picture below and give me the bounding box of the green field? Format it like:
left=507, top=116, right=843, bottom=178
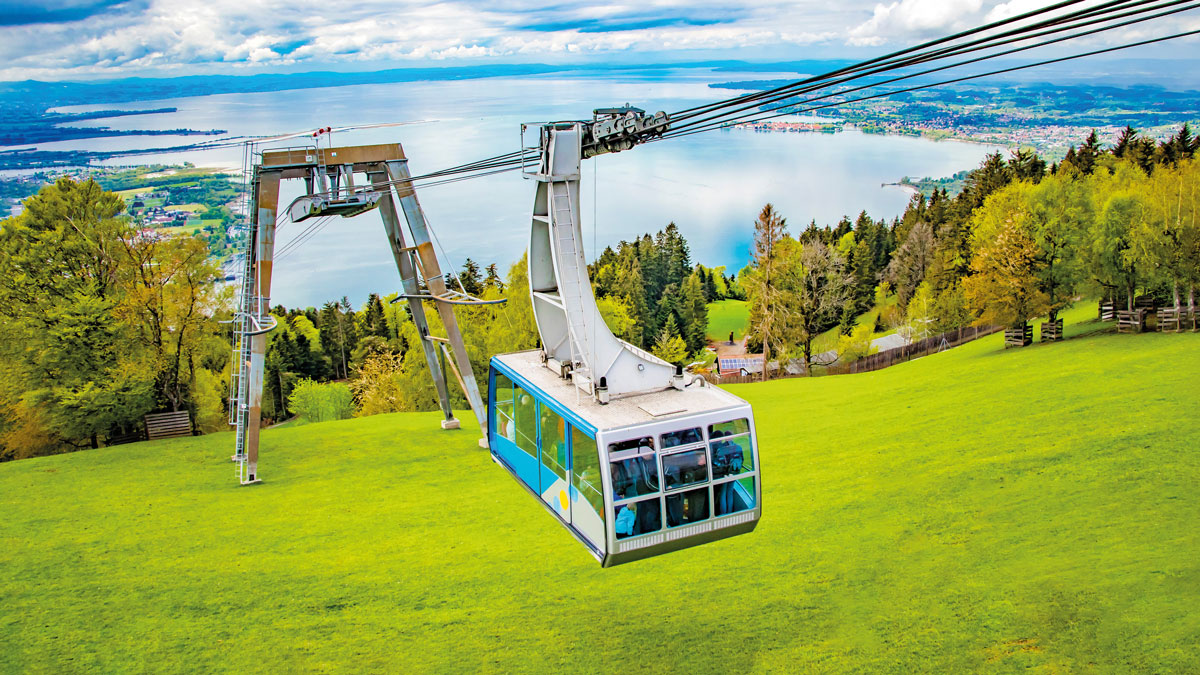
left=3, top=311, right=1199, bottom=672
left=707, top=299, right=749, bottom=342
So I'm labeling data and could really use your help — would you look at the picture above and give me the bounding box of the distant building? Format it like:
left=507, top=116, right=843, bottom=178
left=718, top=355, right=764, bottom=377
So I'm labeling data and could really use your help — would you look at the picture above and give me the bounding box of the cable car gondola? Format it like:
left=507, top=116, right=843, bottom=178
left=486, top=118, right=759, bottom=566
left=488, top=351, right=760, bottom=567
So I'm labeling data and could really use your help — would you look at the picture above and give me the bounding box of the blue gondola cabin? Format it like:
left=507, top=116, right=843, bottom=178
left=488, top=350, right=761, bottom=567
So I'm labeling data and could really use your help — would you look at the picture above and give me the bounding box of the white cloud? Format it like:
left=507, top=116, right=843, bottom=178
left=0, top=0, right=1195, bottom=80
left=847, top=0, right=983, bottom=46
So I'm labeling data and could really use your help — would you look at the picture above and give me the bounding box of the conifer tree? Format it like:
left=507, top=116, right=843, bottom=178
left=458, top=258, right=483, bottom=296
left=1074, top=130, right=1102, bottom=175
left=652, top=314, right=688, bottom=365
left=484, top=263, right=504, bottom=292
left=680, top=272, right=709, bottom=354
left=618, top=259, right=651, bottom=348
left=746, top=203, right=788, bottom=381
left=362, top=293, right=389, bottom=339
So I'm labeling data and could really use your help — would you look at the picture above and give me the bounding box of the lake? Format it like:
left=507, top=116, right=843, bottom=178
left=36, top=68, right=1003, bottom=307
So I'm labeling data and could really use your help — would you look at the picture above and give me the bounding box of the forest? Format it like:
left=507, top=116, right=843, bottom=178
left=741, top=125, right=1200, bottom=373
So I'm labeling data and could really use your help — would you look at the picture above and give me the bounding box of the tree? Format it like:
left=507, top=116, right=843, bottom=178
left=791, top=239, right=854, bottom=371
left=962, top=186, right=1048, bottom=327
left=678, top=271, right=709, bottom=354
left=885, top=220, right=935, bottom=309
left=1073, top=130, right=1102, bottom=175
left=596, top=296, right=638, bottom=344
left=18, top=293, right=155, bottom=450
left=659, top=222, right=692, bottom=289
left=1009, top=148, right=1046, bottom=183
left=1028, top=174, right=1091, bottom=322
left=617, top=259, right=651, bottom=348
left=0, top=179, right=156, bottom=454
left=745, top=204, right=789, bottom=382
left=1156, top=124, right=1198, bottom=167
left=458, top=258, right=483, bottom=296
left=651, top=314, right=688, bottom=365
left=351, top=351, right=408, bottom=416
left=1132, top=159, right=1200, bottom=310
left=319, top=301, right=350, bottom=379
left=116, top=231, right=225, bottom=414
left=360, top=293, right=389, bottom=339
left=1090, top=189, right=1149, bottom=311
left=484, top=263, right=504, bottom=292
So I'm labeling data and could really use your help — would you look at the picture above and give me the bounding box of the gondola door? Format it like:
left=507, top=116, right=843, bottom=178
left=537, top=404, right=572, bottom=523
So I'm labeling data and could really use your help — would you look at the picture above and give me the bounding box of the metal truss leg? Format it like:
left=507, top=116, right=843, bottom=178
left=385, top=160, right=488, bottom=444
left=243, top=171, right=280, bottom=484
left=370, top=170, right=457, bottom=425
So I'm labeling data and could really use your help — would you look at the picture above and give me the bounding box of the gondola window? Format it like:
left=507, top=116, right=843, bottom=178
left=494, top=372, right=515, bottom=441
left=666, top=487, right=710, bottom=527
left=662, top=449, right=709, bottom=490
left=513, top=385, right=537, bottom=457
left=608, top=438, right=659, bottom=500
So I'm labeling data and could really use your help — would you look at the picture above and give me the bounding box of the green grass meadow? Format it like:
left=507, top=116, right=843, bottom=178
left=2, top=310, right=1199, bottom=672
left=706, top=299, right=749, bottom=341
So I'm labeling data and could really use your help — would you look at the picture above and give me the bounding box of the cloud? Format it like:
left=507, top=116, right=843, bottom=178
left=847, top=0, right=983, bottom=46
left=0, top=0, right=1195, bottom=81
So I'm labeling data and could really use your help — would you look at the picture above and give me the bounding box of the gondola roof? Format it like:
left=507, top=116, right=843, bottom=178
left=493, top=350, right=749, bottom=433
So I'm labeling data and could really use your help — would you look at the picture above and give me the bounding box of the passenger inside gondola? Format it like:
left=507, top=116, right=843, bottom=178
left=614, top=499, right=662, bottom=538
left=711, top=438, right=744, bottom=478
left=666, top=487, right=708, bottom=527
left=660, top=427, right=702, bottom=449
left=662, top=448, right=707, bottom=489
left=714, top=478, right=755, bottom=516
left=608, top=438, right=658, bottom=499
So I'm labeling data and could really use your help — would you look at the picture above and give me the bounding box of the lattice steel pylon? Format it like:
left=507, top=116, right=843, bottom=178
left=228, top=141, right=490, bottom=485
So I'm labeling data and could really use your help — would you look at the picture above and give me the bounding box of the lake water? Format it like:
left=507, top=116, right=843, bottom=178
left=29, top=68, right=1003, bottom=307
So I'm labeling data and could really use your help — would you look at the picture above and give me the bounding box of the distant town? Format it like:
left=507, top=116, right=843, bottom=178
left=712, top=79, right=1200, bottom=161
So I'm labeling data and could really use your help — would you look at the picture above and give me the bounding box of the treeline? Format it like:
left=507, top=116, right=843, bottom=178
left=256, top=260, right=540, bottom=423
left=0, top=179, right=229, bottom=460
left=263, top=225, right=732, bottom=421
left=0, top=172, right=727, bottom=457
left=890, top=125, right=1199, bottom=328
left=745, top=124, right=1200, bottom=374
left=589, top=223, right=745, bottom=362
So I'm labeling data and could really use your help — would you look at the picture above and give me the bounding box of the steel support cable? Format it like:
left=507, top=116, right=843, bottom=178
left=663, top=7, right=1200, bottom=139
left=670, top=0, right=1097, bottom=120
left=285, top=155, right=528, bottom=205
left=274, top=218, right=332, bottom=262
left=273, top=214, right=334, bottom=261
left=660, top=0, right=1200, bottom=140
left=273, top=219, right=325, bottom=261
left=666, top=0, right=1151, bottom=130
left=660, top=28, right=1200, bottom=144
left=271, top=166, right=524, bottom=261
left=663, top=0, right=1186, bottom=136
left=245, top=0, right=1189, bottom=204
left=397, top=0, right=1157, bottom=186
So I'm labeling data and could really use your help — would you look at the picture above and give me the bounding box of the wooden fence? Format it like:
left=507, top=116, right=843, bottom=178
left=714, top=324, right=1001, bottom=384
left=1004, top=324, right=1033, bottom=348
left=1116, top=309, right=1148, bottom=334
left=145, top=410, right=193, bottom=441
left=1041, top=318, right=1064, bottom=341
left=1156, top=307, right=1198, bottom=332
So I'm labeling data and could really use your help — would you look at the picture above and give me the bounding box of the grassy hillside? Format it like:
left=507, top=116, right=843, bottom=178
left=706, top=299, right=749, bottom=341
left=3, top=313, right=1199, bottom=672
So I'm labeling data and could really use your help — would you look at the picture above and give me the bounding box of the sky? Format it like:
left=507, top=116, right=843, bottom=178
left=0, top=0, right=1197, bottom=82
